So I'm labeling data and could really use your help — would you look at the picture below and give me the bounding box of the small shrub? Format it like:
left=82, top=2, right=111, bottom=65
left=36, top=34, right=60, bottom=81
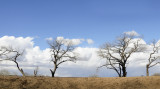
left=34, top=66, right=39, bottom=77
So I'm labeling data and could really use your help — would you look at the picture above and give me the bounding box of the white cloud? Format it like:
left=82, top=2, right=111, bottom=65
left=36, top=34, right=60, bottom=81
left=124, top=30, right=140, bottom=36
left=156, top=40, right=160, bottom=46
left=56, top=36, right=84, bottom=46
left=0, top=36, right=34, bottom=49
left=45, top=37, right=53, bottom=41
left=0, top=36, right=160, bottom=77
left=65, top=38, right=84, bottom=46
left=46, top=37, right=95, bottom=46
left=86, top=39, right=94, bottom=44
left=56, top=36, right=64, bottom=41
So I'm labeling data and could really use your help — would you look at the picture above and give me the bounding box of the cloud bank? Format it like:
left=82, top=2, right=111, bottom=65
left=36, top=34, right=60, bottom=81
left=0, top=32, right=160, bottom=77
left=124, top=30, right=140, bottom=36
left=46, top=37, right=94, bottom=45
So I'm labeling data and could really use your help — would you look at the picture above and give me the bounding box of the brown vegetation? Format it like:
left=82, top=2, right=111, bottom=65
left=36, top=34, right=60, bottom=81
left=0, top=76, right=160, bottom=89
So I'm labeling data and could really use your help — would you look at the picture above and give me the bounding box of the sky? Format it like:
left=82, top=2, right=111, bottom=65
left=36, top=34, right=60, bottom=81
left=1, top=0, right=160, bottom=77
left=1, top=0, right=160, bottom=48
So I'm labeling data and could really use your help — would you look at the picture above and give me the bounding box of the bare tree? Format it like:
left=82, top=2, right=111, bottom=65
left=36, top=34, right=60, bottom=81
left=48, top=38, right=78, bottom=77
left=146, top=40, right=160, bottom=76
left=98, top=34, right=143, bottom=77
left=0, top=46, right=12, bottom=60
left=34, top=66, right=39, bottom=77
left=0, top=46, right=25, bottom=76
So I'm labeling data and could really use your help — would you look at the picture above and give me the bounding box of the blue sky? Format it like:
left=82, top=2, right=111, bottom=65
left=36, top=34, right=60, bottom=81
left=1, top=0, right=160, bottom=77
left=1, top=0, right=160, bottom=49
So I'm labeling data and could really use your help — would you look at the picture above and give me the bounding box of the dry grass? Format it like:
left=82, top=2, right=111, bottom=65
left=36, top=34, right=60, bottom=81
left=0, top=76, right=160, bottom=89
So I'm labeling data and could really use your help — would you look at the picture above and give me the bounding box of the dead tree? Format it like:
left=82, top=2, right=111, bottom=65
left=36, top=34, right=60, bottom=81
left=34, top=66, right=39, bottom=77
left=98, top=34, right=143, bottom=77
left=48, top=38, right=78, bottom=77
left=0, top=46, right=11, bottom=60
left=146, top=41, right=160, bottom=76
left=0, top=46, right=25, bottom=76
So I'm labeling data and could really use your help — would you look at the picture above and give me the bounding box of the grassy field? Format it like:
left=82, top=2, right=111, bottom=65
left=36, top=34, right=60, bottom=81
left=0, top=76, right=160, bottom=89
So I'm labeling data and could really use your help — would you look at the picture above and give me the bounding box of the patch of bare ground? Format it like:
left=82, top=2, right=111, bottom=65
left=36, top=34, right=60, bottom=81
left=0, top=76, right=160, bottom=89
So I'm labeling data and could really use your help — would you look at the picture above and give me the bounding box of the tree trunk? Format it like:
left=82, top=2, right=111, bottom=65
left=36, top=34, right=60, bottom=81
left=122, top=66, right=127, bottom=77
left=119, top=64, right=122, bottom=77
left=14, top=61, right=25, bottom=76
left=34, top=70, right=37, bottom=77
left=20, top=68, right=25, bottom=76
left=146, top=64, right=149, bottom=76
left=50, top=65, right=57, bottom=77
left=118, top=74, right=122, bottom=77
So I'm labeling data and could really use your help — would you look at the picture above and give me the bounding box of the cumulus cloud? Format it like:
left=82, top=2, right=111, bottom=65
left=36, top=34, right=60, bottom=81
left=47, top=36, right=84, bottom=46
left=155, top=40, right=160, bottom=46
left=46, top=37, right=95, bottom=45
left=86, top=39, right=94, bottom=44
left=0, top=36, right=34, bottom=49
left=64, top=38, right=84, bottom=46
left=124, top=30, right=140, bottom=36
left=45, top=37, right=53, bottom=41
left=0, top=36, right=160, bottom=77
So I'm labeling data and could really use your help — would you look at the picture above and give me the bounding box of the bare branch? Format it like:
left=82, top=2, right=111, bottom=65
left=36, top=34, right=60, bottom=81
left=0, top=46, right=25, bottom=76
left=149, top=62, right=160, bottom=68
left=98, top=33, right=142, bottom=77
left=48, top=37, right=78, bottom=77
left=146, top=40, right=160, bottom=76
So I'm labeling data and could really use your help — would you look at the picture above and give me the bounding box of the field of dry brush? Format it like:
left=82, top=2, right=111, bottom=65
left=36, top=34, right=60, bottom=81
left=0, top=76, right=160, bottom=89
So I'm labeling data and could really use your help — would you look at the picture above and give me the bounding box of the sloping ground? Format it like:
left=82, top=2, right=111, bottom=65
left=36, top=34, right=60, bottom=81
left=0, top=76, right=160, bottom=89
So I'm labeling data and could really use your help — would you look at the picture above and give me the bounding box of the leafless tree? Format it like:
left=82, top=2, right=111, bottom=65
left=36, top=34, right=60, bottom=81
left=146, top=40, right=160, bottom=76
left=0, top=46, right=25, bottom=76
left=98, top=34, right=143, bottom=77
left=48, top=38, right=78, bottom=77
left=34, top=66, right=39, bottom=77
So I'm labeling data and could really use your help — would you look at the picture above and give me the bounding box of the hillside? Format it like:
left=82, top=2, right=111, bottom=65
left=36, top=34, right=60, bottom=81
left=0, top=76, right=160, bottom=89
